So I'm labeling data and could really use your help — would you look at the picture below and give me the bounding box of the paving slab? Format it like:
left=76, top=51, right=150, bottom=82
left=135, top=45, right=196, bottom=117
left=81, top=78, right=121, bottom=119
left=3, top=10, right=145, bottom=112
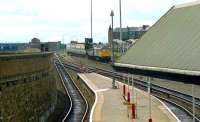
left=78, top=73, right=179, bottom=122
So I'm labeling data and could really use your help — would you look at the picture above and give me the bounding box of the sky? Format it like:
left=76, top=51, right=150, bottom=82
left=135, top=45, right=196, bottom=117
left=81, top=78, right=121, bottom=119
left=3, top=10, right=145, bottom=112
left=0, top=0, right=194, bottom=43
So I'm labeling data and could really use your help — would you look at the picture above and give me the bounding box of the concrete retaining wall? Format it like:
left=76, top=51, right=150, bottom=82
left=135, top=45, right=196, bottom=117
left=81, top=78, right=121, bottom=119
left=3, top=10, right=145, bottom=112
left=0, top=53, right=57, bottom=122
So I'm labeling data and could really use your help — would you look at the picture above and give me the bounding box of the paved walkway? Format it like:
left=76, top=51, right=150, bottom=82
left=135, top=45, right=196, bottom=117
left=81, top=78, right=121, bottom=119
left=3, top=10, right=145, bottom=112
left=78, top=73, right=179, bottom=122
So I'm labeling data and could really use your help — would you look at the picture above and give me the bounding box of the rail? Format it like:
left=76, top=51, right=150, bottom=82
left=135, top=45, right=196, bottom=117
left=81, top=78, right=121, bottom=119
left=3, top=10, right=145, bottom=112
left=55, top=55, right=89, bottom=122
left=61, top=59, right=200, bottom=121
left=54, top=61, right=73, bottom=122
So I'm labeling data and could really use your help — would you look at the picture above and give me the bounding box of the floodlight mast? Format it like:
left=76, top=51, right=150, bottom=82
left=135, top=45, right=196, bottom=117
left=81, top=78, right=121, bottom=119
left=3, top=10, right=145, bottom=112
left=91, top=0, right=93, bottom=39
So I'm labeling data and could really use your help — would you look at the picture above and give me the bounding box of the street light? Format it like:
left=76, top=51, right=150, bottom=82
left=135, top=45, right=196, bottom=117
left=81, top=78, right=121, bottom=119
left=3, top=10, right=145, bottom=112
left=119, top=0, right=122, bottom=41
left=192, top=84, right=195, bottom=122
left=148, top=77, right=152, bottom=122
left=91, top=0, right=93, bottom=39
left=110, top=10, right=116, bottom=89
left=119, top=0, right=123, bottom=54
left=110, top=10, right=114, bottom=64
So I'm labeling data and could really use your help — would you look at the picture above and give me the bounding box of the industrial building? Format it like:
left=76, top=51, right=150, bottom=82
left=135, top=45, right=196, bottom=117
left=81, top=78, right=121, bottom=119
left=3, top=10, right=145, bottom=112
left=29, top=38, right=41, bottom=49
left=0, top=38, right=66, bottom=53
left=40, top=41, right=63, bottom=52
left=29, top=38, right=66, bottom=52
left=0, top=43, right=28, bottom=52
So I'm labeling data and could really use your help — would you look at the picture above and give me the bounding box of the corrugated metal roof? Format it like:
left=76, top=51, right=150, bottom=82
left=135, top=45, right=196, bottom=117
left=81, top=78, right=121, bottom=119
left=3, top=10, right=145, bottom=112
left=117, top=2, right=200, bottom=72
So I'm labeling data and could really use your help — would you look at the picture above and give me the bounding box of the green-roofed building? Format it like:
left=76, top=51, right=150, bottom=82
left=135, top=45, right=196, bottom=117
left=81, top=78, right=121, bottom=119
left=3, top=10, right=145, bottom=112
left=114, top=1, right=200, bottom=84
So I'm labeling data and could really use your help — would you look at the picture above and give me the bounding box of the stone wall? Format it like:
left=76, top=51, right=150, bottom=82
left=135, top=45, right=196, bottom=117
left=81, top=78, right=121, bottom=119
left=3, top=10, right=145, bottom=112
left=0, top=53, right=57, bottom=122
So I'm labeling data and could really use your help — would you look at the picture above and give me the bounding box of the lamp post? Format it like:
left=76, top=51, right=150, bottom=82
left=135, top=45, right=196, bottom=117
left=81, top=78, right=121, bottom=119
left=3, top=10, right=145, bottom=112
left=192, top=84, right=195, bottom=122
left=110, top=10, right=114, bottom=64
left=148, top=77, right=152, bottom=122
left=62, top=34, right=65, bottom=53
left=91, top=0, right=93, bottom=39
left=119, top=0, right=123, bottom=54
left=119, top=0, right=122, bottom=41
left=110, top=10, right=116, bottom=89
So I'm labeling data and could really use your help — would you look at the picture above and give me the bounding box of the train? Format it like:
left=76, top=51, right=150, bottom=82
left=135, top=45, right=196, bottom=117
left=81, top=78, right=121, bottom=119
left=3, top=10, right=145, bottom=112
left=67, top=47, right=112, bottom=62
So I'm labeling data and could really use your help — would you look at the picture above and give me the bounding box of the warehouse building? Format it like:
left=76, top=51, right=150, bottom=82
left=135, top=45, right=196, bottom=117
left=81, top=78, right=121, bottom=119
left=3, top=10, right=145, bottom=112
left=114, top=1, right=200, bottom=85
left=29, top=38, right=41, bottom=49
left=41, top=41, right=63, bottom=52
left=29, top=38, right=66, bottom=52
left=0, top=38, right=66, bottom=53
left=0, top=43, right=28, bottom=52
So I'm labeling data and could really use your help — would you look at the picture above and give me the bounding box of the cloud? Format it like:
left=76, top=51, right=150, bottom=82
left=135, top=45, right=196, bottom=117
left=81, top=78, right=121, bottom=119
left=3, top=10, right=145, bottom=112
left=0, top=0, right=195, bottom=43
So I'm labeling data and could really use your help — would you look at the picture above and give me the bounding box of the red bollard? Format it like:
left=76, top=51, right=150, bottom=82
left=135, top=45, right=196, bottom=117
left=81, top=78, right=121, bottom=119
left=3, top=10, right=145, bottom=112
left=148, top=118, right=152, bottom=122
left=132, top=104, right=136, bottom=119
left=128, top=92, right=130, bottom=103
left=123, top=85, right=126, bottom=97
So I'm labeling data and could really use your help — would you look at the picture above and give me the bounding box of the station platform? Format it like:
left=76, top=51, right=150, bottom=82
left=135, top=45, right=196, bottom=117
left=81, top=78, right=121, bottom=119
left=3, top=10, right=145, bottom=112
left=78, top=73, right=179, bottom=122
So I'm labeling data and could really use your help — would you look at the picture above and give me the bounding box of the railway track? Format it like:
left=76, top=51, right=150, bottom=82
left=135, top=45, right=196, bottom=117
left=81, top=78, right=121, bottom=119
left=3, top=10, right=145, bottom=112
left=55, top=59, right=88, bottom=122
left=62, top=59, right=200, bottom=106
left=60, top=57, right=200, bottom=121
